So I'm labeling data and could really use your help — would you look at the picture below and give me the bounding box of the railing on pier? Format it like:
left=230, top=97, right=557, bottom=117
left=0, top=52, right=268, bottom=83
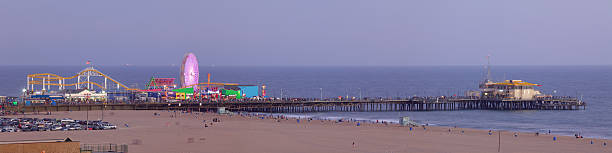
left=1, top=97, right=586, bottom=114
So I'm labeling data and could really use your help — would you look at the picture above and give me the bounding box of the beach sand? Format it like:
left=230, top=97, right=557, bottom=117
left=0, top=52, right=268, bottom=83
left=1, top=110, right=609, bottom=153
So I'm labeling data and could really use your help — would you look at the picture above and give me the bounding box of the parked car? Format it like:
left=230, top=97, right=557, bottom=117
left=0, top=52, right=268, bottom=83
left=60, top=118, right=75, bottom=123
left=2, top=126, right=17, bottom=132
left=1, top=117, right=116, bottom=132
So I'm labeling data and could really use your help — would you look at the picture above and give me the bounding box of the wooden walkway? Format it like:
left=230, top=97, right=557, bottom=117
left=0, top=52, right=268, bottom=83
left=5, top=97, right=586, bottom=113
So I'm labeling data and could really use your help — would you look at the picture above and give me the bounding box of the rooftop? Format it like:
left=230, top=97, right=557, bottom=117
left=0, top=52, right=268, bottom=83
left=486, top=80, right=541, bottom=86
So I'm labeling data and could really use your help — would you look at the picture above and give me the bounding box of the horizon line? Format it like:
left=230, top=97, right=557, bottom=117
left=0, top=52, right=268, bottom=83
left=0, top=64, right=611, bottom=67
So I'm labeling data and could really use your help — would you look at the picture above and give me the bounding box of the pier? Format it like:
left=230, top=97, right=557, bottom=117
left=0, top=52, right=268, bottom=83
left=11, top=58, right=588, bottom=115
left=3, top=97, right=586, bottom=114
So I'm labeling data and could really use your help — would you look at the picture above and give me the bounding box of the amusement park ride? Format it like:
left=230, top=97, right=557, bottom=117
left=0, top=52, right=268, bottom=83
left=179, top=53, right=239, bottom=89
left=22, top=52, right=259, bottom=102
left=26, top=66, right=137, bottom=93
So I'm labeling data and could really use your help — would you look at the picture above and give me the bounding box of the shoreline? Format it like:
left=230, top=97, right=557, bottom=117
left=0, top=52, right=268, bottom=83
left=261, top=112, right=609, bottom=140
left=1, top=110, right=609, bottom=153
left=251, top=112, right=609, bottom=140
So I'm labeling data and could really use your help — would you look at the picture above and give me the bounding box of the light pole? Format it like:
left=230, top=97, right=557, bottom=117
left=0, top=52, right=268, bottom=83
left=86, top=105, right=89, bottom=130
left=284, top=89, right=288, bottom=100
left=345, top=88, right=349, bottom=100
left=358, top=88, right=362, bottom=100
left=280, top=88, right=283, bottom=100
left=101, top=104, right=105, bottom=121
left=21, top=88, right=26, bottom=118
left=21, top=88, right=26, bottom=104
left=319, top=88, right=323, bottom=101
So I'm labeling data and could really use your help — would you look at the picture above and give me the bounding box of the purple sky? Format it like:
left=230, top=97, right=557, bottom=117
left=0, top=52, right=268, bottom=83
left=1, top=0, right=611, bottom=66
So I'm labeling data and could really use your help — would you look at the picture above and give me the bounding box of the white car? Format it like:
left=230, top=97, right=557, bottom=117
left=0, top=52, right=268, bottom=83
left=52, top=126, right=62, bottom=131
left=103, top=124, right=117, bottom=130
left=61, top=118, right=75, bottom=123
left=2, top=127, right=17, bottom=132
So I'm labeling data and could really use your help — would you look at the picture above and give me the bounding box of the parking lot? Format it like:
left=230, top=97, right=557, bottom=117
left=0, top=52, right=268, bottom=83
left=1, top=117, right=116, bottom=132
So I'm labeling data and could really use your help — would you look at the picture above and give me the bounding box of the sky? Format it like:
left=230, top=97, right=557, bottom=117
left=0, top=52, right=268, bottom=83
left=1, top=0, right=611, bottom=66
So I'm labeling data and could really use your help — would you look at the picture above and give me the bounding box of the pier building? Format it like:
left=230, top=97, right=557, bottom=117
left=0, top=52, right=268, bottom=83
left=480, top=80, right=542, bottom=100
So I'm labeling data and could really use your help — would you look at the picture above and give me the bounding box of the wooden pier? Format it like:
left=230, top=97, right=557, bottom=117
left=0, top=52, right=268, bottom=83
left=232, top=98, right=585, bottom=113
left=4, top=97, right=586, bottom=113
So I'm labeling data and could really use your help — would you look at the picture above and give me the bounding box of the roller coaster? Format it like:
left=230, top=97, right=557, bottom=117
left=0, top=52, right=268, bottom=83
left=26, top=66, right=138, bottom=92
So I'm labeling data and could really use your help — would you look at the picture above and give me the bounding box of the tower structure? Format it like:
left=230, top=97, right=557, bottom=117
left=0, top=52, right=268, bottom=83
left=486, top=54, right=492, bottom=83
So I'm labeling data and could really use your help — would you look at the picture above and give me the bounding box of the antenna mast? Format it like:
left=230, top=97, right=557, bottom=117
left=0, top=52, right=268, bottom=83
left=486, top=55, right=491, bottom=82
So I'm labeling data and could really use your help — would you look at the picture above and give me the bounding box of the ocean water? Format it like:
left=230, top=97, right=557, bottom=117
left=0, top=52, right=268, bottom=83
left=0, top=65, right=610, bottom=138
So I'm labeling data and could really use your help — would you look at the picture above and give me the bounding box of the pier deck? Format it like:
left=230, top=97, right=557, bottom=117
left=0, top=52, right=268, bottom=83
left=3, top=98, right=586, bottom=113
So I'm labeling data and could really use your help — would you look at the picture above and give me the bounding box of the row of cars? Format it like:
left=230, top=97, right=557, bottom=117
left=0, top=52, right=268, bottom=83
left=1, top=117, right=116, bottom=132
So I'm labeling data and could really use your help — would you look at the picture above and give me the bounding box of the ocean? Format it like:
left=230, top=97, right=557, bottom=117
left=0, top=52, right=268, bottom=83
left=1, top=65, right=610, bottom=138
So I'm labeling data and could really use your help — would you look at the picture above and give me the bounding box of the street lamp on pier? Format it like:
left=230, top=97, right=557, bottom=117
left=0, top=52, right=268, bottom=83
left=280, top=88, right=283, bottom=100
left=22, top=88, right=27, bottom=99
left=345, top=88, right=349, bottom=100
left=319, top=88, right=323, bottom=101
left=358, top=88, right=362, bottom=100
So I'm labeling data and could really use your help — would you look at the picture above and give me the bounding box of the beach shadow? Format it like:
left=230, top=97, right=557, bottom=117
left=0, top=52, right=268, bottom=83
left=131, top=139, right=142, bottom=145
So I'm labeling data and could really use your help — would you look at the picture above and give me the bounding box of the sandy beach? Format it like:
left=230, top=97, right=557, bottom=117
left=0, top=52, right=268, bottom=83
left=1, top=110, right=608, bottom=153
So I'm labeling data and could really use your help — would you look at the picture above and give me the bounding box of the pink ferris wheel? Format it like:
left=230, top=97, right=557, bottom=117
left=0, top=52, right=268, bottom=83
left=180, top=52, right=199, bottom=90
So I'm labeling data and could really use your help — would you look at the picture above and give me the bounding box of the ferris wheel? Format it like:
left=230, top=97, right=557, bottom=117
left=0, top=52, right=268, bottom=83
left=180, top=52, right=200, bottom=90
